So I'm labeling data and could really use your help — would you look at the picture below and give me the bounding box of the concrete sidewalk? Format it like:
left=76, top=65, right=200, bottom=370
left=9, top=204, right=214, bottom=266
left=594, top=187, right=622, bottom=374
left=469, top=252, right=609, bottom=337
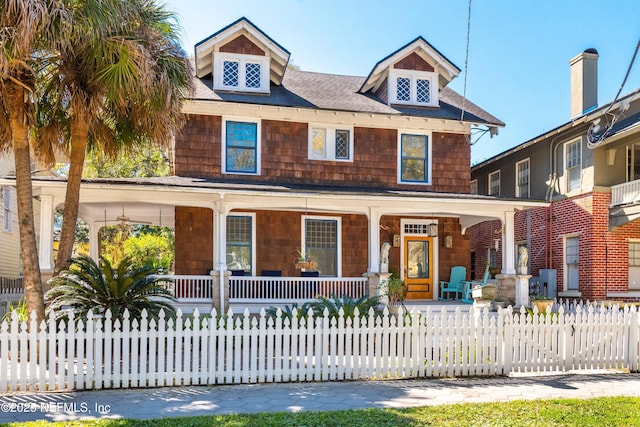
left=1, top=372, right=640, bottom=424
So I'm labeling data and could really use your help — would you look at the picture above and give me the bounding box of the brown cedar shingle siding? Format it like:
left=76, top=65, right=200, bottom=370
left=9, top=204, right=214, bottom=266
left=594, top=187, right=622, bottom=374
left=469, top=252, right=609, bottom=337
left=174, top=206, right=214, bottom=275
left=394, top=53, right=434, bottom=72
left=220, top=34, right=265, bottom=56
left=174, top=115, right=470, bottom=193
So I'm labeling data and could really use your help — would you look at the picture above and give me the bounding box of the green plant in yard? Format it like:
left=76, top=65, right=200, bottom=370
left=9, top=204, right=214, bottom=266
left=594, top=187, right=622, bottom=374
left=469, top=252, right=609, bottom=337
left=45, top=255, right=175, bottom=322
left=1, top=299, right=28, bottom=323
left=385, top=276, right=407, bottom=305
left=307, top=294, right=381, bottom=319
left=265, top=303, right=312, bottom=324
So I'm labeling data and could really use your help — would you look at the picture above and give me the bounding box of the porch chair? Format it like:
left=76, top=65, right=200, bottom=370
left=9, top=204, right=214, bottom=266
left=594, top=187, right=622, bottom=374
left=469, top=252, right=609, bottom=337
left=461, top=264, right=490, bottom=303
left=439, top=266, right=467, bottom=300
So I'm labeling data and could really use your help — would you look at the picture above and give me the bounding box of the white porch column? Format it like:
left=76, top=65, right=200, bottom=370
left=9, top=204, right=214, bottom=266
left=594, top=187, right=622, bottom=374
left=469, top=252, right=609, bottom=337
left=88, top=221, right=99, bottom=261
left=214, top=200, right=228, bottom=311
left=368, top=207, right=381, bottom=273
left=38, top=195, right=54, bottom=271
left=502, top=210, right=516, bottom=275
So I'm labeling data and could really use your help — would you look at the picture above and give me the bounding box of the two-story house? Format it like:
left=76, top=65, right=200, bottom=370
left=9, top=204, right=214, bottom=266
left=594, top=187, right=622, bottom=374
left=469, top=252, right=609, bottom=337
left=471, top=48, right=640, bottom=302
left=4, top=17, right=543, bottom=310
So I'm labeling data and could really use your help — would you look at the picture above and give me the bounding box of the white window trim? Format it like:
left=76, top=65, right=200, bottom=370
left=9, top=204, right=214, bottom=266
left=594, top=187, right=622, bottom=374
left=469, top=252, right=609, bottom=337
left=470, top=179, right=478, bottom=195
left=308, top=124, right=354, bottom=162
left=488, top=170, right=500, bottom=195
left=561, top=233, right=581, bottom=296
left=564, top=138, right=582, bottom=194
left=2, top=187, right=12, bottom=233
left=397, top=130, right=432, bottom=185
left=221, top=117, right=261, bottom=175
left=515, top=158, right=530, bottom=198
left=226, top=212, right=256, bottom=275
left=628, top=238, right=640, bottom=290
left=213, top=52, right=270, bottom=93
left=388, top=68, right=439, bottom=107
left=301, top=215, right=342, bottom=277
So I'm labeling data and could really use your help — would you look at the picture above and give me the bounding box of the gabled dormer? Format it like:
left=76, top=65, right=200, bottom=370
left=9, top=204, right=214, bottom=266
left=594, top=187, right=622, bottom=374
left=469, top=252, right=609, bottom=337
left=194, top=17, right=290, bottom=94
left=359, top=37, right=460, bottom=108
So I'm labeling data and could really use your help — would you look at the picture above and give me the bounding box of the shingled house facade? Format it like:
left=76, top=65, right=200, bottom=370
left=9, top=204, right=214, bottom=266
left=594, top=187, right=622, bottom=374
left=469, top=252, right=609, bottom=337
left=6, top=17, right=544, bottom=310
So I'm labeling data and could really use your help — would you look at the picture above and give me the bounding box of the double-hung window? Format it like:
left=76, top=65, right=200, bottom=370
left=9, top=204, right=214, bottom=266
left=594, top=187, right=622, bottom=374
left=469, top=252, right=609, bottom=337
left=214, top=53, right=269, bottom=93
left=516, top=159, right=530, bottom=198
left=565, top=235, right=579, bottom=291
left=2, top=187, right=11, bottom=232
left=470, top=179, right=478, bottom=195
left=488, top=170, right=500, bottom=196
left=389, top=69, right=438, bottom=107
left=223, top=119, right=259, bottom=174
left=226, top=215, right=254, bottom=275
left=629, top=241, right=640, bottom=290
left=399, top=132, right=431, bottom=184
left=303, top=216, right=341, bottom=277
left=309, top=125, right=353, bottom=161
left=565, top=139, right=582, bottom=192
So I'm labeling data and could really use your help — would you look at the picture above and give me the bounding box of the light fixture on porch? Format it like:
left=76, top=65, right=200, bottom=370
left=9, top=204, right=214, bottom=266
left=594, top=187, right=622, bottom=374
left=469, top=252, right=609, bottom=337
left=427, top=221, right=438, bottom=237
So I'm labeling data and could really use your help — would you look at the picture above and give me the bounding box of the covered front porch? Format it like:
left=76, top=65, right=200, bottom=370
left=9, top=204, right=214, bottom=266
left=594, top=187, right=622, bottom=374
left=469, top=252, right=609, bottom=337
left=17, top=176, right=546, bottom=312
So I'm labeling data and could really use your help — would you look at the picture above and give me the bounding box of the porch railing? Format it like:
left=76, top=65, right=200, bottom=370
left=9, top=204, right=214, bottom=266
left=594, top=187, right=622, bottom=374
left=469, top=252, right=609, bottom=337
left=229, top=276, right=369, bottom=303
left=611, top=179, right=640, bottom=207
left=155, top=275, right=369, bottom=304
left=0, top=277, right=23, bottom=301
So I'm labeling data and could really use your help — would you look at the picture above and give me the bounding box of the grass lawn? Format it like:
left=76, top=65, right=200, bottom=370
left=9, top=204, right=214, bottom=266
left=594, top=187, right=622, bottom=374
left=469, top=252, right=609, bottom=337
left=4, top=396, right=640, bottom=427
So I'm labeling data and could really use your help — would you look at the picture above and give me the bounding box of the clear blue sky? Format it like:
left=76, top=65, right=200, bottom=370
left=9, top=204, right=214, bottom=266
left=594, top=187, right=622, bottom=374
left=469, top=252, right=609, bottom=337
left=165, top=0, right=640, bottom=164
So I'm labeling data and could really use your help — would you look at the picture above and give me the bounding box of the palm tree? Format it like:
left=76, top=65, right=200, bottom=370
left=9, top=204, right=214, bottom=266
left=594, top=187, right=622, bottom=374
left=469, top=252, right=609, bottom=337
left=46, top=255, right=176, bottom=322
left=0, top=0, right=69, bottom=323
left=39, top=0, right=192, bottom=274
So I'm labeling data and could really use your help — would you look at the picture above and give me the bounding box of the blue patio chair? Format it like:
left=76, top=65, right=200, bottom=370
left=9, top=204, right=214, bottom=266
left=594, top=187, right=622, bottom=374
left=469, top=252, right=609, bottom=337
left=439, top=266, right=467, bottom=300
left=461, top=265, right=490, bottom=303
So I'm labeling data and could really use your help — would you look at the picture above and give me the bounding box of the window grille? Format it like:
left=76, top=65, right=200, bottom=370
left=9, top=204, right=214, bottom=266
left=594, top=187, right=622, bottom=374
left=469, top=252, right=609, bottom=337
left=223, top=61, right=239, bottom=86
left=396, top=77, right=411, bottom=102
left=416, top=79, right=431, bottom=103
left=245, top=63, right=261, bottom=88
left=335, top=130, right=350, bottom=159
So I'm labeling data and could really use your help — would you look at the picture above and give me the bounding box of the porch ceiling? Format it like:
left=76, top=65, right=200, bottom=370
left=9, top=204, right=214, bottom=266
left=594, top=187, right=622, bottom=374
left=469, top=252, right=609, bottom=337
left=78, top=202, right=175, bottom=227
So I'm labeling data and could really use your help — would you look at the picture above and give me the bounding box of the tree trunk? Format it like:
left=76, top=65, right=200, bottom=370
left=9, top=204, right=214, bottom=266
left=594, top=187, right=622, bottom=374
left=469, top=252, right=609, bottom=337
left=54, top=115, right=89, bottom=274
left=7, top=86, right=45, bottom=323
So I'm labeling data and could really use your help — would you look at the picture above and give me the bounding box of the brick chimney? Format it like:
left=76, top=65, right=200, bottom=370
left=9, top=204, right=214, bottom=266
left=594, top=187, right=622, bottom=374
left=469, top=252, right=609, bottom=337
left=570, top=48, right=598, bottom=117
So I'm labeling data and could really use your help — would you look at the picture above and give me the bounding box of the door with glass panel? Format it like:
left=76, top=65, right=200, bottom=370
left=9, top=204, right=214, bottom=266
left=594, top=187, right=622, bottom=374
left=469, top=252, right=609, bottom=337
left=403, top=236, right=433, bottom=299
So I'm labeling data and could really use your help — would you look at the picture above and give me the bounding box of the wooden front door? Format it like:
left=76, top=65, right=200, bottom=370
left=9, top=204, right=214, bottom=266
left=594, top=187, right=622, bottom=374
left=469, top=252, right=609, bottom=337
left=403, top=236, right=433, bottom=299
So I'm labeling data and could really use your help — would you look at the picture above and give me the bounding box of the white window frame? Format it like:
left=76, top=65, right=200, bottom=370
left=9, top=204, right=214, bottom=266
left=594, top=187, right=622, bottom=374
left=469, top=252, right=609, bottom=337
left=565, top=139, right=582, bottom=193
left=226, top=213, right=256, bottom=275
left=470, top=179, right=478, bottom=195
left=515, top=158, right=530, bottom=198
left=2, top=187, right=12, bottom=232
left=302, top=215, right=342, bottom=277
left=488, top=170, right=500, bottom=195
left=629, top=239, right=640, bottom=290
left=308, top=124, right=354, bottom=162
left=397, top=130, right=432, bottom=185
left=221, top=117, right=261, bottom=175
left=563, top=233, right=580, bottom=293
left=388, top=69, right=439, bottom=107
left=213, top=52, right=270, bottom=93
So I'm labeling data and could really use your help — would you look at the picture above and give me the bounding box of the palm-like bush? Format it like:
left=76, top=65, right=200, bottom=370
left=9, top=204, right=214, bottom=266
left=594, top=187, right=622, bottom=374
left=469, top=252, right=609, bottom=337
left=307, top=294, right=381, bottom=319
left=46, top=255, right=175, bottom=322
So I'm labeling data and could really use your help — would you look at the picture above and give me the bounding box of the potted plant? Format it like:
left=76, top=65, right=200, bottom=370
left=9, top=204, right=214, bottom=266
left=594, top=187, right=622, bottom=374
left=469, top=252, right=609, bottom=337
left=294, top=250, right=317, bottom=271
left=386, top=276, right=407, bottom=307
left=530, top=295, right=554, bottom=313
left=488, top=265, right=500, bottom=279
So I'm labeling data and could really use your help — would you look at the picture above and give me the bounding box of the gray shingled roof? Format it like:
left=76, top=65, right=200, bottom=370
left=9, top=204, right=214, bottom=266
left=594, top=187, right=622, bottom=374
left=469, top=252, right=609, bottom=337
left=191, top=68, right=504, bottom=127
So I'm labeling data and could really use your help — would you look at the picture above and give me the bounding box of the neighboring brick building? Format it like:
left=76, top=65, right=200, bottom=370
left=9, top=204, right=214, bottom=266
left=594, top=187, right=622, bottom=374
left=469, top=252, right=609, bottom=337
left=470, top=48, right=640, bottom=302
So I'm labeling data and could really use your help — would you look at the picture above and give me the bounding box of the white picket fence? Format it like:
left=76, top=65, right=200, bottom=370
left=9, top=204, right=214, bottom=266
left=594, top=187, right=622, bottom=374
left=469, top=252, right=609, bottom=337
left=1, top=303, right=639, bottom=392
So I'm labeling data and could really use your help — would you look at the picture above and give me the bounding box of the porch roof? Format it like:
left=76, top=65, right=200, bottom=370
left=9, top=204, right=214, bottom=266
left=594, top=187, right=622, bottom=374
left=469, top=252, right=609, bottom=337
left=3, top=175, right=547, bottom=232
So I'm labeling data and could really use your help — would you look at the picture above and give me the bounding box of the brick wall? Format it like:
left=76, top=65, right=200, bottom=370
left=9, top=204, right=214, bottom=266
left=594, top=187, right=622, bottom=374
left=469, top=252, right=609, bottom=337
left=469, top=219, right=502, bottom=279
left=470, top=191, right=640, bottom=302
left=174, top=115, right=471, bottom=193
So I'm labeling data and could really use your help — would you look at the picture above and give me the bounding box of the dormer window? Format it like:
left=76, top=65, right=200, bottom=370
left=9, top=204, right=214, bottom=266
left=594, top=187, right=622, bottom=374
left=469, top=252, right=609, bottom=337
left=389, top=69, right=438, bottom=107
left=214, top=52, right=270, bottom=93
